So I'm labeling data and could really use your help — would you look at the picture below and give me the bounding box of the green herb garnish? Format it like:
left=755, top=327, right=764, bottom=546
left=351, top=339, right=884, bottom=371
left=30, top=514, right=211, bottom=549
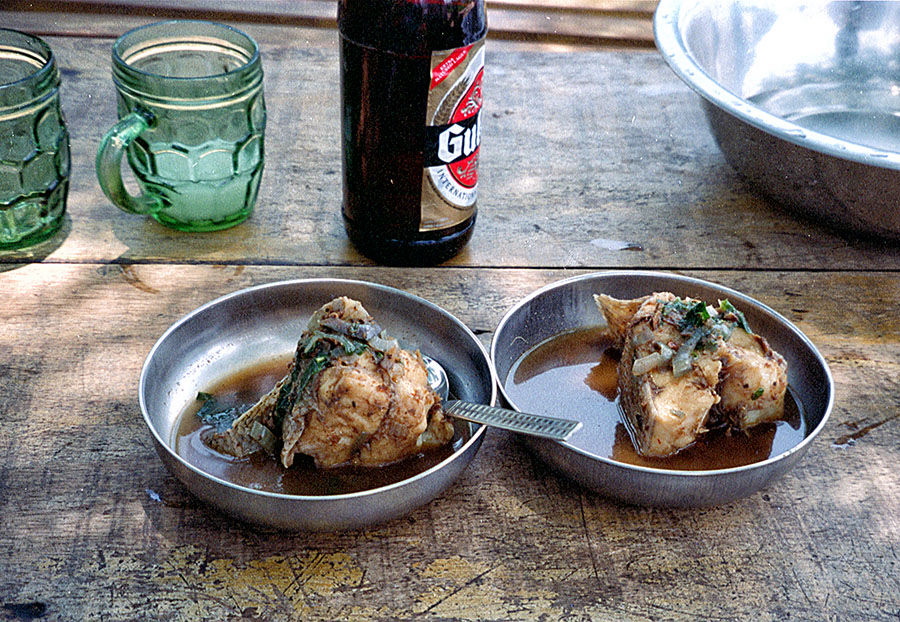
left=274, top=329, right=371, bottom=430
left=195, top=393, right=244, bottom=433
left=718, top=299, right=753, bottom=334
left=660, top=298, right=691, bottom=327
left=684, top=300, right=710, bottom=328
left=751, top=387, right=764, bottom=400
left=659, top=297, right=758, bottom=376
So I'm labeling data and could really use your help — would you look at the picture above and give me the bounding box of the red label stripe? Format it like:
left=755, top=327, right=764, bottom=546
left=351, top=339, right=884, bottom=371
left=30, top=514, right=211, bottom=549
left=430, top=45, right=471, bottom=90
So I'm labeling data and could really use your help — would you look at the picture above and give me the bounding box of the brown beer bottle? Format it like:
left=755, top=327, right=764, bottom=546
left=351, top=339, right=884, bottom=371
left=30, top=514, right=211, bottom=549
left=338, top=0, right=487, bottom=265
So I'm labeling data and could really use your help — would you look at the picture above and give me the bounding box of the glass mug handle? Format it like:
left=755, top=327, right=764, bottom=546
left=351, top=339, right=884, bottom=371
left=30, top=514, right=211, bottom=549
left=96, top=109, right=162, bottom=215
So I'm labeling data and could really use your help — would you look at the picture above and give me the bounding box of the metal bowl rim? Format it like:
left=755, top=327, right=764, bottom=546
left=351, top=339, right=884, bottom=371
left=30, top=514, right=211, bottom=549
left=139, top=277, right=494, bottom=502
left=653, top=0, right=900, bottom=171
left=491, top=269, right=834, bottom=478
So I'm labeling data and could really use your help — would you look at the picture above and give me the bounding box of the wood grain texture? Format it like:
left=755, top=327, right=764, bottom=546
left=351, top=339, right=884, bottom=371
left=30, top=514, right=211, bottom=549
left=1, top=1, right=656, bottom=45
left=0, top=15, right=898, bottom=621
left=0, top=29, right=895, bottom=271
left=1, top=264, right=898, bottom=620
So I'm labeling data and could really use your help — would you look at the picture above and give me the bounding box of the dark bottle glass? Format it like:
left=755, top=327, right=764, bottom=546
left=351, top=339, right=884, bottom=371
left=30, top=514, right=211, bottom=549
left=338, top=0, right=487, bottom=265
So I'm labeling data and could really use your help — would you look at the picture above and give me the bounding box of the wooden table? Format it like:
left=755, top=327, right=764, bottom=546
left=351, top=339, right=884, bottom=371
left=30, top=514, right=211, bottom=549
left=2, top=6, right=899, bottom=621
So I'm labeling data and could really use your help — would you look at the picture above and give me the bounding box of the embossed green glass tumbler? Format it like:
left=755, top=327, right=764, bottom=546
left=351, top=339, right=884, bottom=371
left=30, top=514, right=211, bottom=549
left=0, top=29, right=70, bottom=249
left=97, top=21, right=265, bottom=231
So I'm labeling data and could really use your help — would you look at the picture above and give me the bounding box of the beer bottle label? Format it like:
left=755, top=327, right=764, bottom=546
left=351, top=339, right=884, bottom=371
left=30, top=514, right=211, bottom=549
left=421, top=39, right=484, bottom=232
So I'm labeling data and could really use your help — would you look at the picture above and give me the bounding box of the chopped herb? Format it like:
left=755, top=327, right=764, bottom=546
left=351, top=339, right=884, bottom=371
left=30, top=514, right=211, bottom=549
left=302, top=330, right=369, bottom=357
left=660, top=298, right=692, bottom=327
left=299, top=354, right=331, bottom=390
left=696, top=336, right=720, bottom=352
left=646, top=297, right=759, bottom=380
left=718, top=299, right=753, bottom=334
left=275, top=328, right=371, bottom=429
left=274, top=352, right=333, bottom=430
left=318, top=317, right=381, bottom=341
left=196, top=396, right=244, bottom=433
left=274, top=356, right=304, bottom=427
left=751, top=387, right=764, bottom=400
left=330, top=332, right=369, bottom=356
left=684, top=300, right=710, bottom=327
left=273, top=312, right=391, bottom=432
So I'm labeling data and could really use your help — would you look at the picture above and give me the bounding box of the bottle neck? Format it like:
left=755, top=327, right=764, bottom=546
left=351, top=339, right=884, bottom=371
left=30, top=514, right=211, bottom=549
left=338, top=0, right=486, bottom=56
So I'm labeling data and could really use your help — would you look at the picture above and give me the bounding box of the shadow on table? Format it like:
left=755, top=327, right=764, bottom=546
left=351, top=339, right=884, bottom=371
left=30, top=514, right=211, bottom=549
left=105, top=212, right=259, bottom=265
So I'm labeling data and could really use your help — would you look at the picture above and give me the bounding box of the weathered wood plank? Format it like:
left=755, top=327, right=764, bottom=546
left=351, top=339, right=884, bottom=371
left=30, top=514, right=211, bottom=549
left=0, top=264, right=898, bottom=620
left=6, top=0, right=660, bottom=18
left=490, top=0, right=657, bottom=14
left=1, top=13, right=896, bottom=622
left=2, top=1, right=656, bottom=45
left=0, top=31, right=896, bottom=271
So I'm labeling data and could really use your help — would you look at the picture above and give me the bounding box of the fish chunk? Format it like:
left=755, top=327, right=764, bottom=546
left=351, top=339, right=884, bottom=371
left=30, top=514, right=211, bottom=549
left=595, top=292, right=788, bottom=458
left=206, top=296, right=454, bottom=468
left=715, top=328, right=788, bottom=429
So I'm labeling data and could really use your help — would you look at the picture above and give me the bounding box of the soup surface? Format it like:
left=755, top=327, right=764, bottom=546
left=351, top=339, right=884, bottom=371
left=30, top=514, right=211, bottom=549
left=504, top=327, right=806, bottom=470
left=174, top=356, right=465, bottom=495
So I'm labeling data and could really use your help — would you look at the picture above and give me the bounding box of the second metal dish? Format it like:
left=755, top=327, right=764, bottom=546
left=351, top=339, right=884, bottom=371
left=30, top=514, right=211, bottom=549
left=491, top=271, right=833, bottom=507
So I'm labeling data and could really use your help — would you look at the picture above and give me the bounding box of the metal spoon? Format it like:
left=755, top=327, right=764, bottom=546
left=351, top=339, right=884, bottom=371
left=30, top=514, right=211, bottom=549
left=421, top=354, right=582, bottom=441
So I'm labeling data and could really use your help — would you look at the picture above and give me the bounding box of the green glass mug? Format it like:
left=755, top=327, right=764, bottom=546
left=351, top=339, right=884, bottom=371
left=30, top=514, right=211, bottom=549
left=97, top=20, right=265, bottom=232
left=0, top=28, right=70, bottom=249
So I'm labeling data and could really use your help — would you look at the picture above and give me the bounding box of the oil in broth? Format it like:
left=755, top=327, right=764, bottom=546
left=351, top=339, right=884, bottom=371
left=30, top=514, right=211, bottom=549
left=505, top=327, right=806, bottom=470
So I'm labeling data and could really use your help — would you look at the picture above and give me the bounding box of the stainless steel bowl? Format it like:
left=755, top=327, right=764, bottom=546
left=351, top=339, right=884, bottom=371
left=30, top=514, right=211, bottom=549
left=491, top=271, right=833, bottom=507
left=654, top=0, right=900, bottom=240
left=140, top=279, right=495, bottom=530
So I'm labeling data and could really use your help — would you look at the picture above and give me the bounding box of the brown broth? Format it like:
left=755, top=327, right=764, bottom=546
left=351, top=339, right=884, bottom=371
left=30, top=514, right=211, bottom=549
left=174, top=356, right=464, bottom=495
left=505, top=327, right=806, bottom=471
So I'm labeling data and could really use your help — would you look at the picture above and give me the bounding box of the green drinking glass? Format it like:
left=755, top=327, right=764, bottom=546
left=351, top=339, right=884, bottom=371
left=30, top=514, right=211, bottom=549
left=0, top=28, right=70, bottom=249
left=96, top=20, right=265, bottom=232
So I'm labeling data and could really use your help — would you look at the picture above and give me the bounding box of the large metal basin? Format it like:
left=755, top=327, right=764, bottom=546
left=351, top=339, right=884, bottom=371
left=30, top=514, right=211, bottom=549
left=655, top=0, right=900, bottom=241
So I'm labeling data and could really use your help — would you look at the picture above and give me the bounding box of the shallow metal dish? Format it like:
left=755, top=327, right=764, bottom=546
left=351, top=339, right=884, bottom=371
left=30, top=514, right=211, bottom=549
left=140, top=279, right=495, bottom=530
left=492, top=271, right=833, bottom=507
left=654, top=0, right=900, bottom=240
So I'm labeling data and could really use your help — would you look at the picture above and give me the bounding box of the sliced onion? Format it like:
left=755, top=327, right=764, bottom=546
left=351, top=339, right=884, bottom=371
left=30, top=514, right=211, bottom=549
left=319, top=317, right=381, bottom=341
left=632, top=344, right=676, bottom=376
left=672, top=332, right=703, bottom=378
left=658, top=343, right=675, bottom=362
left=632, top=352, right=663, bottom=375
left=250, top=421, right=278, bottom=455
left=369, top=334, right=399, bottom=353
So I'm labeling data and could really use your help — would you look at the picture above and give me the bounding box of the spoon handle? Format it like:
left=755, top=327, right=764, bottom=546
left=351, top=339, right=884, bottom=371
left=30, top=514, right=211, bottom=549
left=443, top=401, right=582, bottom=441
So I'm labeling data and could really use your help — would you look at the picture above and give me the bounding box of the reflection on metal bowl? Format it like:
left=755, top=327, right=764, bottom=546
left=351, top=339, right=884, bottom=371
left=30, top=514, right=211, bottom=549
left=654, top=0, right=900, bottom=240
left=140, top=279, right=495, bottom=531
